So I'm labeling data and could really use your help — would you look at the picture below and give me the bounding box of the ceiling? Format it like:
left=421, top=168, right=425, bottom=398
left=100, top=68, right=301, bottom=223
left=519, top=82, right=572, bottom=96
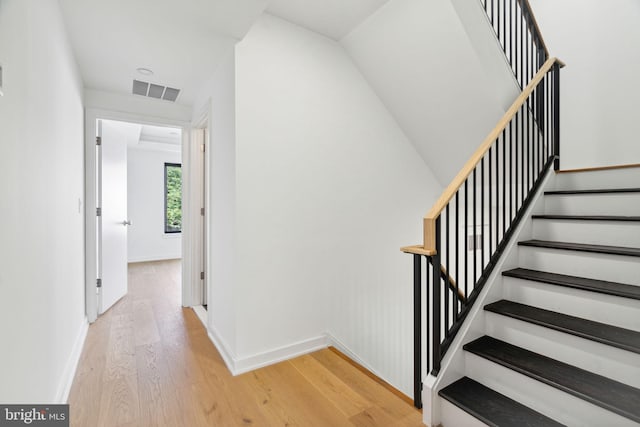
left=59, top=0, right=268, bottom=107
left=266, top=0, right=390, bottom=40
left=58, top=0, right=390, bottom=109
left=104, top=120, right=182, bottom=152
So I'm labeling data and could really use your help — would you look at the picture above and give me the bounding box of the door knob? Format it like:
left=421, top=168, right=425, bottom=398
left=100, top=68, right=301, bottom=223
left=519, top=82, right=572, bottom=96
left=122, top=220, right=132, bottom=226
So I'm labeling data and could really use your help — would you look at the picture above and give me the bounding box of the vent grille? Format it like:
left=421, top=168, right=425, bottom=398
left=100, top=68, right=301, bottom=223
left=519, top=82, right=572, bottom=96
left=132, top=79, right=181, bottom=102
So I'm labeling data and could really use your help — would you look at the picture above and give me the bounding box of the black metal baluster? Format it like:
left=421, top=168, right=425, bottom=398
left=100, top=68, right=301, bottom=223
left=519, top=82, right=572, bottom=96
left=509, top=121, right=513, bottom=225
left=488, top=147, right=493, bottom=257
left=455, top=192, right=459, bottom=315
left=502, top=128, right=506, bottom=237
left=464, top=180, right=468, bottom=300
left=553, top=64, right=560, bottom=170
left=481, top=158, right=485, bottom=270
left=413, top=254, right=422, bottom=408
left=515, top=110, right=519, bottom=209
left=426, top=256, right=430, bottom=376
left=510, top=0, right=514, bottom=75
left=445, top=206, right=450, bottom=334
left=521, top=105, right=525, bottom=207
left=494, top=139, right=499, bottom=250
left=432, top=218, right=442, bottom=375
left=473, top=169, right=477, bottom=287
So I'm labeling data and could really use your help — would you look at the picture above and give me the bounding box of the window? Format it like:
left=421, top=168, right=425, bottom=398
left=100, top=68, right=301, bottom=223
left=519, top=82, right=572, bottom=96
left=164, top=163, right=182, bottom=233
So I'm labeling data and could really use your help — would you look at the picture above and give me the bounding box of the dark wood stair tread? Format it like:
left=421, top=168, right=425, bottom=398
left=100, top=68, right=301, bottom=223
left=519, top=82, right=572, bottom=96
left=545, top=188, right=640, bottom=195
left=485, top=300, right=640, bottom=354
left=502, top=268, right=640, bottom=300
left=439, top=376, right=564, bottom=427
left=464, top=336, right=640, bottom=422
left=532, top=214, right=640, bottom=222
left=518, top=239, right=640, bottom=257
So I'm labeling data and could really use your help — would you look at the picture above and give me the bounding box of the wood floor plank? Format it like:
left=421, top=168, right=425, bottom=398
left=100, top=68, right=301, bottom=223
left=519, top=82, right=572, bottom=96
left=68, top=260, right=424, bottom=427
left=290, top=354, right=371, bottom=417
left=311, top=349, right=421, bottom=422
left=132, top=299, right=161, bottom=346
left=350, top=406, right=399, bottom=427
left=96, top=375, right=140, bottom=427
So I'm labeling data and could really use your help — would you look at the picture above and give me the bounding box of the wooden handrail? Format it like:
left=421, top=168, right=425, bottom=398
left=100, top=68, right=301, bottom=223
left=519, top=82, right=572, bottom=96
left=401, top=57, right=565, bottom=255
left=518, top=0, right=549, bottom=59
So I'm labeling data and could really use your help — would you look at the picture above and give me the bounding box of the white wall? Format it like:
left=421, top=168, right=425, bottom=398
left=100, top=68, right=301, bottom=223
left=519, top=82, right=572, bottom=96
left=231, top=14, right=441, bottom=394
left=341, top=0, right=510, bottom=186
left=202, top=52, right=238, bottom=356
left=84, top=89, right=192, bottom=124
left=528, top=0, right=640, bottom=169
left=127, top=147, right=182, bottom=263
left=0, top=0, right=86, bottom=402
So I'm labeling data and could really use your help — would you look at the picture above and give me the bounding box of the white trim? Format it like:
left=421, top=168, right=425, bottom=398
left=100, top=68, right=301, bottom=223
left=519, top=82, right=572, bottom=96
left=204, top=327, right=330, bottom=376
left=233, top=335, right=329, bottom=375
left=84, top=108, right=190, bottom=323
left=207, top=324, right=238, bottom=374
left=128, top=255, right=182, bottom=264
left=192, top=305, right=208, bottom=327
left=55, top=318, right=89, bottom=403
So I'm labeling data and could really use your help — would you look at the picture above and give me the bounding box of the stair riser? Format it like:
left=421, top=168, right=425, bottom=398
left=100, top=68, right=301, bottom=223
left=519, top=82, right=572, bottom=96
left=544, top=194, right=640, bottom=216
left=440, top=398, right=490, bottom=427
left=555, top=168, right=640, bottom=191
left=532, top=219, right=640, bottom=248
left=503, top=277, right=640, bottom=332
left=518, top=246, right=640, bottom=286
left=465, top=352, right=639, bottom=426
left=485, top=312, right=640, bottom=388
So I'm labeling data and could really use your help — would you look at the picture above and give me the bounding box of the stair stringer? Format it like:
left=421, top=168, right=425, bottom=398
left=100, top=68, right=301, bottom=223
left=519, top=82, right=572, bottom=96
left=422, top=169, right=558, bottom=427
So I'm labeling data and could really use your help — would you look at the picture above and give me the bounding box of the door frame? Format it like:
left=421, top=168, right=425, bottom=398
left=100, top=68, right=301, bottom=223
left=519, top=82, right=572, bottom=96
left=84, top=108, right=190, bottom=322
left=188, top=106, right=210, bottom=311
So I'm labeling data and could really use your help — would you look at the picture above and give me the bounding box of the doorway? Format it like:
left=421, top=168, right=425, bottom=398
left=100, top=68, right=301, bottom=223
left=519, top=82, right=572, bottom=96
left=85, top=109, right=203, bottom=322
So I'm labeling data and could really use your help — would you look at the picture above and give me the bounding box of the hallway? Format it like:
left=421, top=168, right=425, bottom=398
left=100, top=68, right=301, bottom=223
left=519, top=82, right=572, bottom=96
left=68, top=260, right=423, bottom=426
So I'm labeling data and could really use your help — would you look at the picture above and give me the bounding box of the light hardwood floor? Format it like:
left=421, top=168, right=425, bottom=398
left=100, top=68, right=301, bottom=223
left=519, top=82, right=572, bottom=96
left=68, top=260, right=424, bottom=427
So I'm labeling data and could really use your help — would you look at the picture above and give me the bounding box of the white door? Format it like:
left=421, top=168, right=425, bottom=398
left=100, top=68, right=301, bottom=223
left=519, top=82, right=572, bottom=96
left=98, top=119, right=130, bottom=314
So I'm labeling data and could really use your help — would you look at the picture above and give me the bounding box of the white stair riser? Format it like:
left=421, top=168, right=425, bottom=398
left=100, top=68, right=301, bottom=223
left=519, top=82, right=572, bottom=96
left=544, top=194, right=640, bottom=216
left=555, top=169, right=640, bottom=191
left=440, top=398, right=490, bottom=427
left=532, top=219, right=640, bottom=247
left=503, top=277, right=640, bottom=332
left=465, top=353, right=638, bottom=426
left=485, top=312, right=640, bottom=388
left=518, top=246, right=640, bottom=286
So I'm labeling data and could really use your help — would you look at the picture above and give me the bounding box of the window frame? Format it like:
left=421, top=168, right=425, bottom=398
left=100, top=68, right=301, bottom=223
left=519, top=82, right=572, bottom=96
left=164, top=162, right=182, bottom=234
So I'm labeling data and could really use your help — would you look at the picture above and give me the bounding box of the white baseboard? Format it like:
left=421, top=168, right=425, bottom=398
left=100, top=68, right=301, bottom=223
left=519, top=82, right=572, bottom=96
left=192, top=305, right=208, bottom=327
left=206, top=324, right=238, bottom=375
left=233, top=335, right=329, bottom=375
left=56, top=317, right=89, bottom=403
left=204, top=324, right=329, bottom=376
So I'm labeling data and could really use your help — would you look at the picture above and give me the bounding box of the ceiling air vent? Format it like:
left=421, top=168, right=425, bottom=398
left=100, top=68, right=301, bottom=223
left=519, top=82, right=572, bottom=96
left=132, top=79, right=181, bottom=102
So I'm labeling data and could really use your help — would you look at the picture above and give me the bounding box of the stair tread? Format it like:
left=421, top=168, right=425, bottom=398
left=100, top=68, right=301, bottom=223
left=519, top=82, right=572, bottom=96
left=485, top=300, right=640, bottom=354
left=518, top=239, right=640, bottom=257
left=502, top=268, right=640, bottom=300
left=464, top=336, right=640, bottom=423
left=532, top=214, right=640, bottom=221
left=439, top=376, right=565, bottom=427
left=545, top=188, right=640, bottom=195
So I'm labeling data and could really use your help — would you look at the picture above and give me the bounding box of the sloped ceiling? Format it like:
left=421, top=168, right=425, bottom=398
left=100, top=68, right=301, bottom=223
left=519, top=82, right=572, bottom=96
left=266, top=0, right=390, bottom=40
left=59, top=0, right=268, bottom=107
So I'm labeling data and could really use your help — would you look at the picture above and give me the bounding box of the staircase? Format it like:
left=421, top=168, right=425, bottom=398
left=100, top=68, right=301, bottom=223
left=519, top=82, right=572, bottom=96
left=438, top=169, right=640, bottom=426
